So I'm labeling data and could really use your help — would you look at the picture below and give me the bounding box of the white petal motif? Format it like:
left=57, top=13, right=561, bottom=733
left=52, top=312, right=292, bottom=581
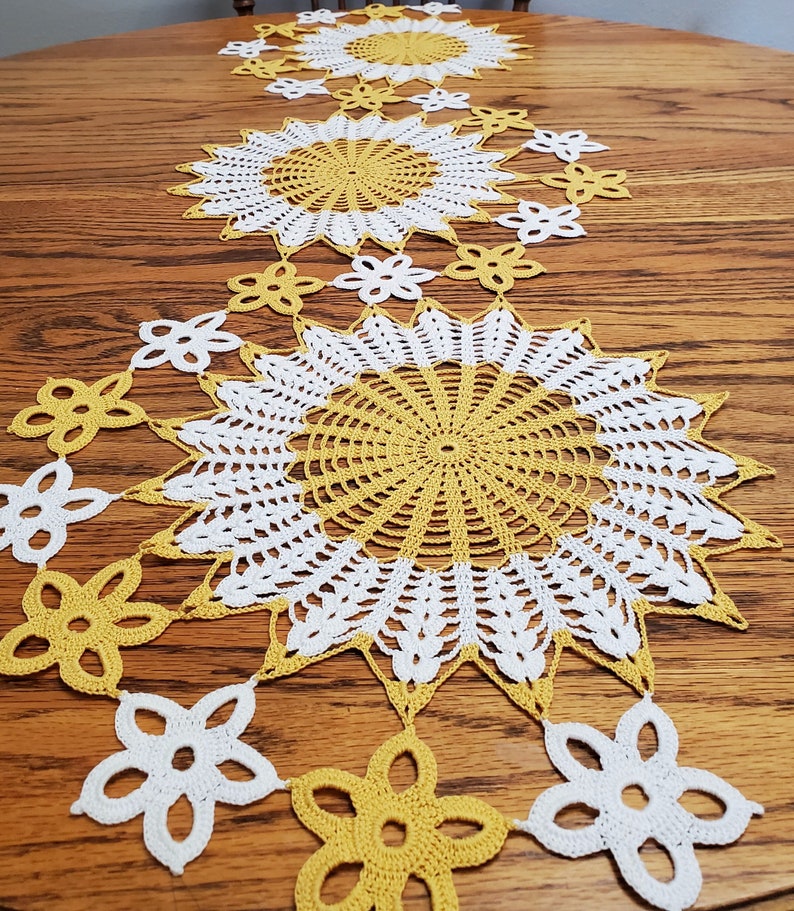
left=265, top=77, right=330, bottom=101
left=495, top=200, right=585, bottom=244
left=71, top=682, right=286, bottom=875
left=524, top=128, right=610, bottom=163
left=0, top=460, right=116, bottom=566
left=407, top=87, right=470, bottom=113
left=517, top=697, right=763, bottom=911
left=407, top=2, right=463, bottom=14
left=296, top=9, right=347, bottom=25
left=218, top=38, right=279, bottom=59
left=331, top=253, right=439, bottom=304
left=131, top=311, right=242, bottom=374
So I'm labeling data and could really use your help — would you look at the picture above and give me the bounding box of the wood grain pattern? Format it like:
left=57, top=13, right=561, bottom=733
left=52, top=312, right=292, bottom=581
left=0, top=11, right=792, bottom=911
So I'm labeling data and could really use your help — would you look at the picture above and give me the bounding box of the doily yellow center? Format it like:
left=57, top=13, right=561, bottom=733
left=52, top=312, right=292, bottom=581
left=265, top=138, right=438, bottom=214
left=346, top=31, right=468, bottom=66
left=288, top=362, right=611, bottom=570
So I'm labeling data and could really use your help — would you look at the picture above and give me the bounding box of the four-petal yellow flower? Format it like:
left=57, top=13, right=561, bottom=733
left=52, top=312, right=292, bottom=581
left=291, top=726, right=508, bottom=910
left=9, top=371, right=146, bottom=456
left=0, top=557, right=173, bottom=696
left=444, top=241, right=545, bottom=293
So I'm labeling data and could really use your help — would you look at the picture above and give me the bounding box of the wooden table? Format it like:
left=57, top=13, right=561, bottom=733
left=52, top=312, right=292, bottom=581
left=0, top=11, right=792, bottom=911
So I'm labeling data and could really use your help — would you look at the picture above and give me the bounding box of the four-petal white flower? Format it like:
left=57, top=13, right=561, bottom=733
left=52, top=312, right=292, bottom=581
left=130, top=311, right=242, bottom=374
left=331, top=253, right=438, bottom=304
left=217, top=38, right=279, bottom=59
left=296, top=8, right=347, bottom=25
left=265, top=77, right=330, bottom=100
left=495, top=200, right=586, bottom=244
left=0, top=460, right=116, bottom=566
left=71, top=681, right=285, bottom=875
left=524, top=128, right=610, bottom=163
left=407, top=86, right=470, bottom=113
left=408, top=2, right=463, bottom=14
left=518, top=697, right=763, bottom=911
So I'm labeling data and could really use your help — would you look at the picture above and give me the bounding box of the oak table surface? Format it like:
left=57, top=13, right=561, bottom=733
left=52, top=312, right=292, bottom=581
left=0, top=10, right=792, bottom=911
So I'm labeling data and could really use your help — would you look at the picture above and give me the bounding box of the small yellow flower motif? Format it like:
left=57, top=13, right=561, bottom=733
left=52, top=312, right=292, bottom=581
left=231, top=57, right=299, bottom=80
left=444, top=242, right=545, bottom=294
left=456, top=106, right=535, bottom=139
left=540, top=162, right=631, bottom=204
left=9, top=371, right=146, bottom=456
left=332, top=80, right=402, bottom=112
left=348, top=3, right=405, bottom=20
left=254, top=22, right=306, bottom=40
left=291, top=726, right=508, bottom=911
left=0, top=557, right=174, bottom=697
left=227, top=261, right=325, bottom=315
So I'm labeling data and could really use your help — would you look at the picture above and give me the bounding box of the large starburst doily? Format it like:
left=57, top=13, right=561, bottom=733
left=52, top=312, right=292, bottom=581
left=289, top=17, right=527, bottom=85
left=132, top=300, right=776, bottom=721
left=0, top=10, right=780, bottom=909
left=171, top=112, right=514, bottom=253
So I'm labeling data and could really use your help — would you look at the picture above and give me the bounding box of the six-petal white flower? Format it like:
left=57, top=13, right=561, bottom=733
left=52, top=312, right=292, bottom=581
left=331, top=253, right=438, bottom=304
left=217, top=38, right=279, bottom=59
left=517, top=697, right=763, bottom=911
left=407, top=86, right=470, bottom=113
left=265, top=76, right=330, bottom=100
left=408, top=2, right=463, bottom=14
left=71, top=681, right=285, bottom=875
left=524, top=128, right=610, bottom=163
left=296, top=8, right=347, bottom=25
left=0, top=460, right=116, bottom=566
left=495, top=200, right=586, bottom=244
left=291, top=18, right=523, bottom=84
left=130, top=311, right=242, bottom=374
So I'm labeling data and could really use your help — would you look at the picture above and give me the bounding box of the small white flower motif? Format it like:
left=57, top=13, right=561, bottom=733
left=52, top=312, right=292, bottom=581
left=408, top=2, right=462, bottom=14
left=495, top=200, right=586, bottom=245
left=71, top=681, right=286, bottom=875
left=407, top=86, right=470, bottom=113
left=524, top=128, right=610, bottom=163
left=130, top=311, right=242, bottom=374
left=217, top=38, right=279, bottom=59
left=265, top=77, right=330, bottom=101
left=517, top=696, right=763, bottom=911
left=331, top=253, right=438, bottom=305
left=0, top=460, right=116, bottom=567
left=296, top=8, right=347, bottom=25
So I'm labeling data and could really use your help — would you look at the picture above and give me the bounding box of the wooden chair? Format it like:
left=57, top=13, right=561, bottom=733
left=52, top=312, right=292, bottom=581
left=233, top=1, right=530, bottom=14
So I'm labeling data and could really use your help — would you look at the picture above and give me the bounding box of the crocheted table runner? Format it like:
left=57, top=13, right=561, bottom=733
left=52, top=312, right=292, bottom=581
left=0, top=7, right=779, bottom=911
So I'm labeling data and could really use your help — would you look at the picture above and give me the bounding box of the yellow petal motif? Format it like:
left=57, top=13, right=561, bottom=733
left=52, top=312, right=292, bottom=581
left=348, top=3, right=406, bottom=20
left=457, top=106, right=535, bottom=139
left=332, top=81, right=402, bottom=112
left=0, top=557, right=174, bottom=696
left=540, top=162, right=631, bottom=205
left=253, top=22, right=306, bottom=40
left=444, top=242, right=545, bottom=294
left=227, top=261, right=326, bottom=314
left=9, top=371, right=146, bottom=456
left=291, top=726, right=508, bottom=911
left=231, top=57, right=299, bottom=80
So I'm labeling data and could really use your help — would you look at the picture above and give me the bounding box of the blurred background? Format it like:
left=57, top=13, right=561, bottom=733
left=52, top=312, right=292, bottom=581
left=1, top=0, right=792, bottom=57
